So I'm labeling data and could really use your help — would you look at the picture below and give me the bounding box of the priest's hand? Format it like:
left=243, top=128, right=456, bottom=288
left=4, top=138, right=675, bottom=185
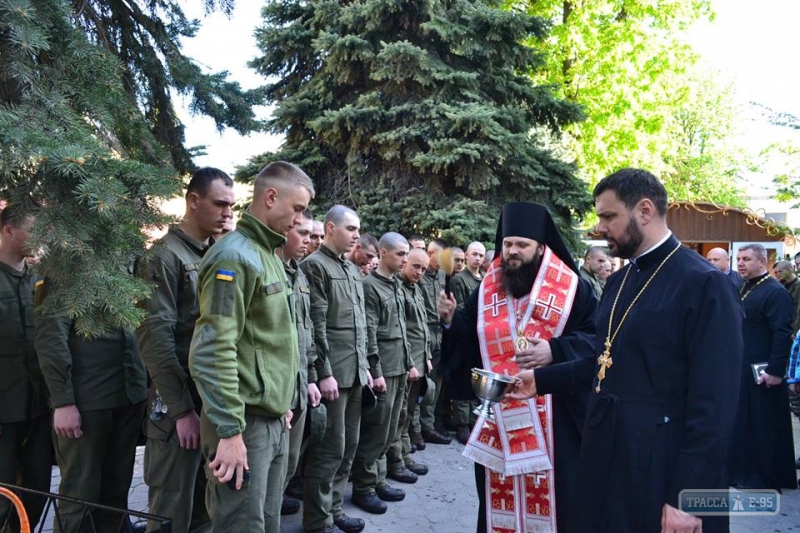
left=503, top=370, right=536, bottom=400
left=513, top=338, right=553, bottom=369
left=661, top=503, right=701, bottom=533
left=758, top=372, right=783, bottom=388
left=437, top=291, right=457, bottom=325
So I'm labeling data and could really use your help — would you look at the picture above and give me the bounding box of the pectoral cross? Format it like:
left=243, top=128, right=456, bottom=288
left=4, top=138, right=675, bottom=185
left=595, top=337, right=613, bottom=393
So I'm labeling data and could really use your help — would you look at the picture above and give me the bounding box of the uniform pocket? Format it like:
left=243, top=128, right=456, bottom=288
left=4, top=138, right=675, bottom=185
left=0, top=289, right=22, bottom=355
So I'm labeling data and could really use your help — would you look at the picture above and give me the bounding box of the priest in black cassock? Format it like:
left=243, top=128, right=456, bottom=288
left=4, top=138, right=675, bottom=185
left=728, top=243, right=796, bottom=490
left=507, top=169, right=744, bottom=533
left=437, top=202, right=597, bottom=533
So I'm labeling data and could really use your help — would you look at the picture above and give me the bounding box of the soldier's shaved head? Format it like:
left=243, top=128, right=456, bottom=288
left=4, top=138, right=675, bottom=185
left=379, top=232, right=409, bottom=252
left=324, top=205, right=358, bottom=230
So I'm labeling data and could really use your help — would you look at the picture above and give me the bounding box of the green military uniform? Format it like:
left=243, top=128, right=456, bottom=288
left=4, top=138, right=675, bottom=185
left=416, top=267, right=444, bottom=434
left=782, top=276, right=800, bottom=334
left=387, top=277, right=431, bottom=467
left=579, top=264, right=604, bottom=301
left=283, top=257, right=326, bottom=491
left=352, top=271, right=412, bottom=495
left=0, top=261, right=51, bottom=532
left=36, top=279, right=147, bottom=533
left=300, top=244, right=369, bottom=531
left=135, top=225, right=212, bottom=533
left=188, top=212, right=298, bottom=533
left=450, top=269, right=482, bottom=428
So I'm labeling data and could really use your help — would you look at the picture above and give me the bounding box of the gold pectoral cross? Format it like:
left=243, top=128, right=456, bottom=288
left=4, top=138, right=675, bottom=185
left=595, top=337, right=613, bottom=393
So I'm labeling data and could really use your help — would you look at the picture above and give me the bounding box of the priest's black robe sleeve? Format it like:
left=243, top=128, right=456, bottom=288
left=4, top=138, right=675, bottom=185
left=665, top=269, right=743, bottom=506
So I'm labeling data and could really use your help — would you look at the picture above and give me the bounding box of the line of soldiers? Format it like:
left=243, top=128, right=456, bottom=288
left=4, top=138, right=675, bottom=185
left=0, top=162, right=485, bottom=533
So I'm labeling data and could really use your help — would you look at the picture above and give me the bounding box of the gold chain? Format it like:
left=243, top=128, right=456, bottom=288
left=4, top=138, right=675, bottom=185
left=739, top=274, right=769, bottom=301
left=595, top=242, right=683, bottom=393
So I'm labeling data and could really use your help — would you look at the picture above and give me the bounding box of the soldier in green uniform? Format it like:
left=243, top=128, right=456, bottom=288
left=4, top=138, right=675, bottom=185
left=0, top=207, right=51, bottom=533
left=386, top=248, right=432, bottom=478
left=415, top=239, right=451, bottom=446
left=188, top=162, right=314, bottom=533
left=345, top=234, right=379, bottom=277
left=449, top=241, right=485, bottom=444
left=351, top=233, right=416, bottom=514
left=36, top=285, right=147, bottom=533
left=300, top=205, right=371, bottom=533
left=275, top=210, right=324, bottom=515
left=136, top=168, right=235, bottom=533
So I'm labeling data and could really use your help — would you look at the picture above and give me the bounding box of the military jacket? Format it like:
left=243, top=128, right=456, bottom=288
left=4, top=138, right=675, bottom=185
left=579, top=265, right=604, bottom=301
left=782, top=276, right=800, bottom=334
left=0, top=261, right=48, bottom=423
left=189, top=213, right=299, bottom=438
left=419, top=267, right=443, bottom=327
left=136, top=225, right=210, bottom=420
left=451, top=269, right=482, bottom=310
left=35, top=279, right=146, bottom=411
left=363, top=271, right=411, bottom=378
left=300, top=244, right=369, bottom=388
left=399, top=277, right=431, bottom=374
left=284, top=258, right=326, bottom=411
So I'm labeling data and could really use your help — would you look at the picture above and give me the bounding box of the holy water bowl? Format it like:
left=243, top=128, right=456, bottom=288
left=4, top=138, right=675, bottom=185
left=471, top=368, right=517, bottom=421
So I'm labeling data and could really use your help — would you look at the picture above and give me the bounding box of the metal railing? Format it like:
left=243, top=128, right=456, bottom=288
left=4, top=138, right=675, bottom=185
left=0, top=483, right=171, bottom=533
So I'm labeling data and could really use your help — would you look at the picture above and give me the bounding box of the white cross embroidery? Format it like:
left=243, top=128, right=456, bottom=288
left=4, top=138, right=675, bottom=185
left=486, top=328, right=513, bottom=356
left=534, top=293, right=563, bottom=321
left=550, top=260, right=572, bottom=283
left=484, top=292, right=507, bottom=317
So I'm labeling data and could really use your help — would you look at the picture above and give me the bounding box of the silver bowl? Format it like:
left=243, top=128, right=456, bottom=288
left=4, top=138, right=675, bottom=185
left=471, top=368, right=516, bottom=421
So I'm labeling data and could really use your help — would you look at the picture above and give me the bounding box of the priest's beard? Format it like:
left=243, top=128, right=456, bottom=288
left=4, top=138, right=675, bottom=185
left=500, top=254, right=541, bottom=298
left=609, top=217, right=644, bottom=259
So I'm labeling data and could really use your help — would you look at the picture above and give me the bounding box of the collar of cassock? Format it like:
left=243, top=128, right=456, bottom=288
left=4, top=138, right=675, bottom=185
left=744, top=272, right=770, bottom=287
left=628, top=233, right=679, bottom=272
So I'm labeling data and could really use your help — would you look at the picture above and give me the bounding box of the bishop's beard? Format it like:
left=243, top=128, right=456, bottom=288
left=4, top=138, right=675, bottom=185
left=500, top=255, right=541, bottom=298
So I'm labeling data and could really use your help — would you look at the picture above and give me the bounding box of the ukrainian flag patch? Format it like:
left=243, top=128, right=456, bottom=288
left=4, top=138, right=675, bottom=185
left=215, top=269, right=235, bottom=282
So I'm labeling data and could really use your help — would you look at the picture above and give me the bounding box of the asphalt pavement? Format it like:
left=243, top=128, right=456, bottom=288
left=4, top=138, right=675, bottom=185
left=39, top=422, right=800, bottom=532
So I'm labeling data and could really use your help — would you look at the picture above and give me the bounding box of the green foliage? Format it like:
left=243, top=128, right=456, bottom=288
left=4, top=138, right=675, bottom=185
left=1, top=0, right=180, bottom=336
left=525, top=0, right=747, bottom=206
left=243, top=0, right=591, bottom=247
left=65, top=0, right=262, bottom=173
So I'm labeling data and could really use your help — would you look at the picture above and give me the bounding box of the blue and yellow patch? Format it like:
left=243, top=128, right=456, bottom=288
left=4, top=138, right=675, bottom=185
left=215, top=269, right=235, bottom=282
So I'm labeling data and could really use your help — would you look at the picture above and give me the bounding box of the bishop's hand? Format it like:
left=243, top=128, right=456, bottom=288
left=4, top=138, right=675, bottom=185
left=503, top=370, right=537, bottom=401
left=513, top=337, right=552, bottom=369
left=437, top=291, right=457, bottom=325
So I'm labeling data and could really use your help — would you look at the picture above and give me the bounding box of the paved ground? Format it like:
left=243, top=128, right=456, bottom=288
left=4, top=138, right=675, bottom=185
left=39, top=422, right=800, bottom=532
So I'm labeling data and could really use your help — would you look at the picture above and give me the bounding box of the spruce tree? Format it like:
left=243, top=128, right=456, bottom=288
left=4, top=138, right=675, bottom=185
left=1, top=0, right=179, bottom=336
left=243, top=0, right=590, bottom=244
left=66, top=0, right=262, bottom=173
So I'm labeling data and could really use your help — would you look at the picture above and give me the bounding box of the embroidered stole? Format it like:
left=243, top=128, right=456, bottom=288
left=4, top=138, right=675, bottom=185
left=463, top=246, right=578, bottom=533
